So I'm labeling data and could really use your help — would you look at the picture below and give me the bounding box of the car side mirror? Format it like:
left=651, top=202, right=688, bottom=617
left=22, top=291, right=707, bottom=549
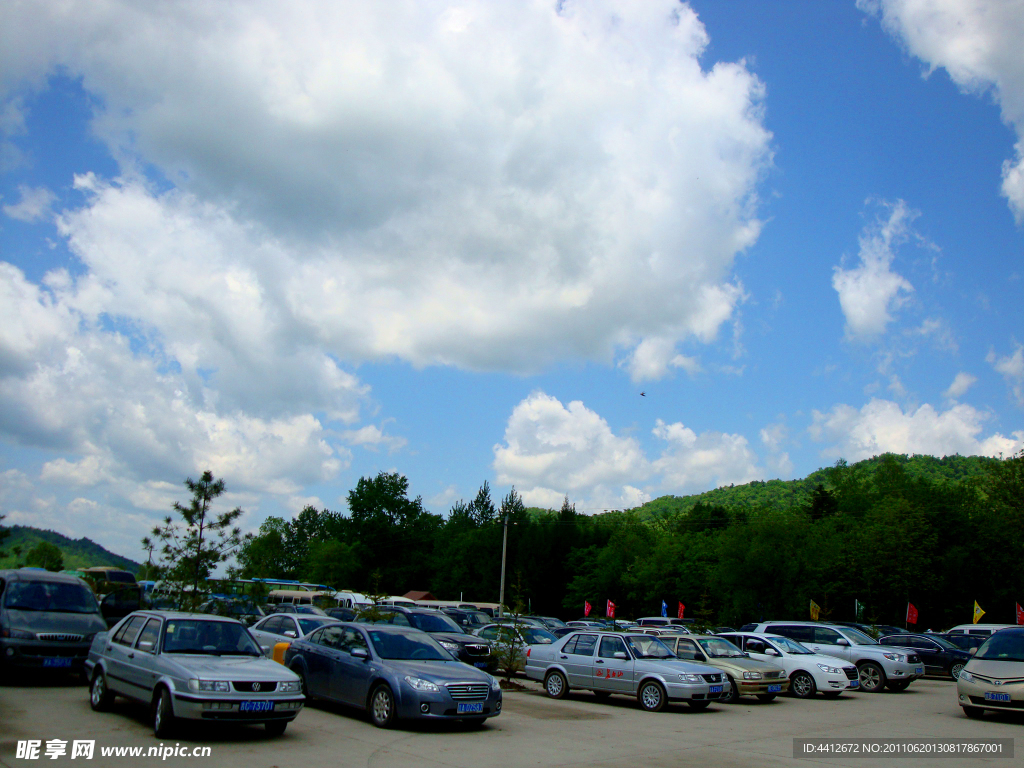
left=613, top=652, right=628, bottom=660
left=969, top=647, right=977, bottom=656
left=836, top=639, right=849, bottom=646
left=283, top=630, right=298, bottom=639
left=137, top=640, right=154, bottom=653
left=352, top=647, right=369, bottom=659
left=261, top=645, right=270, bottom=654
left=766, top=648, right=780, bottom=656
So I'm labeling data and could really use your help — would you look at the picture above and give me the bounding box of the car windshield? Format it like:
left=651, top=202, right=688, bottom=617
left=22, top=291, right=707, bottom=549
left=162, top=619, right=262, bottom=655
left=770, top=636, right=813, bottom=655
left=410, top=613, right=464, bottom=633
left=842, top=628, right=878, bottom=645
left=3, top=581, right=99, bottom=613
left=523, top=627, right=557, bottom=644
left=298, top=618, right=333, bottom=635
left=975, top=633, right=1024, bottom=662
left=697, top=637, right=746, bottom=658
left=624, top=636, right=676, bottom=659
left=367, top=630, right=451, bottom=660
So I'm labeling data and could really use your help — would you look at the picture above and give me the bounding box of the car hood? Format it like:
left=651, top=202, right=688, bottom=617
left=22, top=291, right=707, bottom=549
left=6, top=609, right=107, bottom=636
left=703, top=656, right=785, bottom=675
left=382, top=659, right=493, bottom=683
left=163, top=654, right=299, bottom=681
left=965, top=658, right=1024, bottom=680
left=634, top=658, right=726, bottom=676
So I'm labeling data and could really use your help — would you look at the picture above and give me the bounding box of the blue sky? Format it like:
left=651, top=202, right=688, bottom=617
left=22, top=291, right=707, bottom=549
left=1, top=0, right=1022, bottom=561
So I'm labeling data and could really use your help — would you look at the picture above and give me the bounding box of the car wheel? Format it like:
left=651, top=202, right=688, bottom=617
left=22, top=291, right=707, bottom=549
left=857, top=662, right=886, bottom=693
left=544, top=670, right=568, bottom=700
left=264, top=721, right=287, bottom=736
left=756, top=693, right=777, bottom=702
left=962, top=705, right=985, bottom=719
left=724, top=675, right=740, bottom=704
left=89, top=670, right=114, bottom=712
left=152, top=688, right=177, bottom=738
left=637, top=680, right=666, bottom=712
left=593, top=690, right=611, bottom=700
left=886, top=681, right=910, bottom=692
left=687, top=700, right=710, bottom=711
left=789, top=671, right=816, bottom=699
left=369, top=684, right=396, bottom=728
left=950, top=662, right=965, bottom=680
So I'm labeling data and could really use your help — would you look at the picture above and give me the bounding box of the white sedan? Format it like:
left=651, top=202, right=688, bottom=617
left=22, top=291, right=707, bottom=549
left=719, top=632, right=860, bottom=698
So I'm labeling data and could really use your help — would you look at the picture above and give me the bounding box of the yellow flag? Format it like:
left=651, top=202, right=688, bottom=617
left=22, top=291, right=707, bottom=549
left=810, top=599, right=820, bottom=621
left=973, top=601, right=985, bottom=624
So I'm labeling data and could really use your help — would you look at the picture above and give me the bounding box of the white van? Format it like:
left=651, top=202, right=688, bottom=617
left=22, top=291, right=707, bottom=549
left=945, top=624, right=1015, bottom=636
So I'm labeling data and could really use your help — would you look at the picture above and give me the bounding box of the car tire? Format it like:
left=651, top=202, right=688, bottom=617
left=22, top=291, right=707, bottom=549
left=724, top=675, right=740, bottom=704
left=369, top=684, right=396, bottom=729
left=687, top=700, right=710, bottom=711
left=756, top=693, right=777, bottom=702
left=152, top=687, right=177, bottom=738
left=857, top=662, right=886, bottom=693
left=789, top=671, right=816, bottom=699
left=886, top=681, right=910, bottom=692
left=264, top=721, right=287, bottom=737
left=637, top=680, right=666, bottom=712
left=89, top=670, right=114, bottom=712
left=593, top=690, right=611, bottom=700
left=962, top=705, right=985, bottom=719
left=949, top=662, right=965, bottom=680
left=544, top=670, right=568, bottom=700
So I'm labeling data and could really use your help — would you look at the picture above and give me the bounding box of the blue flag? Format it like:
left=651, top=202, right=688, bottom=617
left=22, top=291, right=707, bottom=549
left=661, top=600, right=667, bottom=617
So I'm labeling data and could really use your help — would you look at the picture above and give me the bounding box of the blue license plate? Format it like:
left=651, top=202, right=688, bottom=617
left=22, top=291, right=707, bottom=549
left=914, top=667, right=924, bottom=675
left=457, top=702, right=484, bottom=714
left=42, top=658, right=73, bottom=668
left=768, top=684, right=781, bottom=692
left=709, top=685, right=723, bottom=693
left=240, top=701, right=275, bottom=712
left=984, top=692, right=1011, bottom=703
left=474, top=662, right=489, bottom=668
left=849, top=680, right=859, bottom=688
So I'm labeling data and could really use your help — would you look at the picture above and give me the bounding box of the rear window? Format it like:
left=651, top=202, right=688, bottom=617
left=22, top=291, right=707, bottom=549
left=770, top=625, right=814, bottom=644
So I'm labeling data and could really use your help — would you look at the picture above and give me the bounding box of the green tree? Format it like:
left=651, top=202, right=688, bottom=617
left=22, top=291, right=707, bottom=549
left=143, top=471, right=249, bottom=608
left=306, top=540, right=360, bottom=588
left=470, top=481, right=497, bottom=526
left=0, top=513, right=9, bottom=556
left=26, top=541, right=64, bottom=571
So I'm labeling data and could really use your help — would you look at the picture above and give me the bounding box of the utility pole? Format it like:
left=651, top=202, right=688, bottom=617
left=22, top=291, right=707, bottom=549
left=498, top=515, right=508, bottom=618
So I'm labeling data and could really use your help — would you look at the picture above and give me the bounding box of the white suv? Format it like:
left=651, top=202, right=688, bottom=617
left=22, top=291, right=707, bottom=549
left=748, top=622, right=924, bottom=693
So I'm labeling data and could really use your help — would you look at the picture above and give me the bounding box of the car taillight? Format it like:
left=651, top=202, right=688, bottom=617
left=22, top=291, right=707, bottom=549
left=526, top=648, right=531, bottom=657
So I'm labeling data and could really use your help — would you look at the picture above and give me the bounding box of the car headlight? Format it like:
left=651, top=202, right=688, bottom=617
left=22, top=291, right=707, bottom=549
left=278, top=680, right=302, bottom=693
left=958, top=671, right=974, bottom=683
left=188, top=679, right=231, bottom=692
left=817, top=663, right=841, bottom=674
left=677, top=674, right=703, bottom=683
left=743, top=671, right=763, bottom=680
left=1, top=628, right=36, bottom=640
left=490, top=676, right=502, bottom=691
left=882, top=653, right=906, bottom=663
left=404, top=676, right=440, bottom=692
left=438, top=641, right=460, bottom=654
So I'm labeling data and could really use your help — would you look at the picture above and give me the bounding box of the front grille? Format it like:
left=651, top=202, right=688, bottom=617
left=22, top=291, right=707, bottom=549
left=446, top=683, right=489, bottom=701
left=765, top=671, right=784, bottom=679
left=231, top=681, right=278, bottom=693
left=22, top=648, right=85, bottom=658
left=969, top=696, right=1024, bottom=709
left=36, top=633, right=84, bottom=642
left=844, top=667, right=858, bottom=680
left=464, top=644, right=490, bottom=657
left=701, top=673, right=722, bottom=683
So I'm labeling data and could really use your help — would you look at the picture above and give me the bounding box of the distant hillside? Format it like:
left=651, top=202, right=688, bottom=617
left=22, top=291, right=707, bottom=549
left=0, top=526, right=141, bottom=573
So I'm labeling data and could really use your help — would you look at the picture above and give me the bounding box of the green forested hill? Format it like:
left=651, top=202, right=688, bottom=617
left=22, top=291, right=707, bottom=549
left=0, top=526, right=141, bottom=573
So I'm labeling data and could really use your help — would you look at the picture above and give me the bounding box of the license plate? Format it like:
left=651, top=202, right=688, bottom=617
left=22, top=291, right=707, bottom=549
left=849, top=680, right=859, bottom=688
left=457, top=702, right=484, bottom=714
left=474, top=662, right=489, bottom=668
left=240, top=701, right=275, bottom=712
left=709, top=685, right=723, bottom=693
left=914, top=667, right=924, bottom=675
left=984, top=692, right=1011, bottom=703
left=768, top=684, right=781, bottom=692
left=42, top=658, right=73, bottom=668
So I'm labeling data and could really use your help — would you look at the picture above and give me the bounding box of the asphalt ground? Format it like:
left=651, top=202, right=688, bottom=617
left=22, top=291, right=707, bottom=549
left=1, top=673, right=1021, bottom=768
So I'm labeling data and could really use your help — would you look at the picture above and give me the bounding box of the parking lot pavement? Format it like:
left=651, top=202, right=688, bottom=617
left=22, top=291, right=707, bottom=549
left=1, top=676, right=1021, bottom=768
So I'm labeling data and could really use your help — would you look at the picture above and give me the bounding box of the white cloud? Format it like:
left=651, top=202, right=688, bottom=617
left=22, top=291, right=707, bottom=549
left=832, top=200, right=916, bottom=341
left=3, top=185, right=56, bottom=222
left=809, top=397, right=1023, bottom=460
left=341, top=424, right=408, bottom=454
left=861, top=0, right=1024, bottom=221
left=987, top=342, right=1024, bottom=405
left=944, top=371, right=978, bottom=399
left=651, top=418, right=762, bottom=490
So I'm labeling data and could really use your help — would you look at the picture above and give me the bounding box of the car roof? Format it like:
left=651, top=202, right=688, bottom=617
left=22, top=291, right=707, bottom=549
left=127, top=610, right=244, bottom=623
left=0, top=569, right=92, bottom=584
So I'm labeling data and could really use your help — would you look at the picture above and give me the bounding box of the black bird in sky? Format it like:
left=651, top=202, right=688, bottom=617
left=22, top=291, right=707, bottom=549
left=640, top=392, right=646, bottom=396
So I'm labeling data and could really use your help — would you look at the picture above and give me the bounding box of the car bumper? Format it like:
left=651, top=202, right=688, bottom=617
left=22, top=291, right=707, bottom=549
left=957, top=677, right=1024, bottom=713
left=816, top=671, right=859, bottom=692
left=0, top=639, right=92, bottom=670
left=396, top=689, right=503, bottom=720
left=665, top=681, right=731, bottom=702
left=170, top=693, right=304, bottom=722
left=736, top=678, right=790, bottom=696
left=883, top=661, right=924, bottom=682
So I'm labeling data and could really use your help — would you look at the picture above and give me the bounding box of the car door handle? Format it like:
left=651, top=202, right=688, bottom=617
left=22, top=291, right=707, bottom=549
left=595, top=660, right=605, bottom=664
left=105, top=646, right=112, bottom=652
left=560, top=655, right=568, bottom=659
left=127, top=653, right=134, bottom=659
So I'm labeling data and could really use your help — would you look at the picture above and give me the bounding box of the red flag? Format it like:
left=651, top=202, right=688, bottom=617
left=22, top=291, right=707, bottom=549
left=584, top=601, right=592, bottom=617
left=677, top=602, right=685, bottom=620
left=906, top=603, right=919, bottom=625
left=1017, top=602, right=1024, bottom=625
left=606, top=600, right=615, bottom=618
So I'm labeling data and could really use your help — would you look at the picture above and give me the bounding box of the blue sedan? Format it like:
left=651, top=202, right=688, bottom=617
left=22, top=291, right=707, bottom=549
left=284, top=623, right=502, bottom=728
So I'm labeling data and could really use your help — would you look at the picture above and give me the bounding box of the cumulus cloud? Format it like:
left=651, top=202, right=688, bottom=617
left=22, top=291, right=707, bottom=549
left=860, top=0, right=1024, bottom=221
left=651, top=418, right=762, bottom=490
left=944, top=371, right=978, bottom=399
left=809, top=397, right=1023, bottom=460
left=832, top=200, right=917, bottom=341
left=987, top=342, right=1024, bottom=405
left=3, top=185, right=56, bottom=222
